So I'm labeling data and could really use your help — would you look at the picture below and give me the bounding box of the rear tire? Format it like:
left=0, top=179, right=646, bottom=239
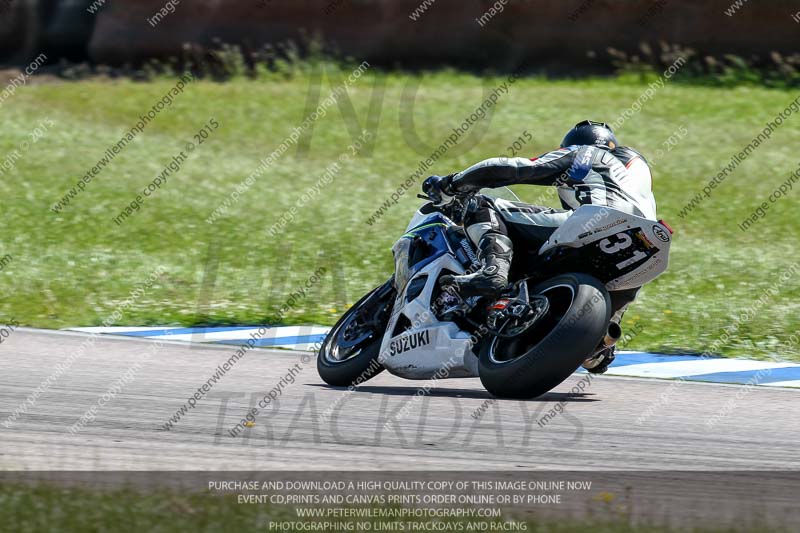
left=317, top=280, right=395, bottom=387
left=478, top=273, right=610, bottom=399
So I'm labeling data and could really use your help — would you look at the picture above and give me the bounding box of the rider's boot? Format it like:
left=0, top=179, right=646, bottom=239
left=441, top=234, right=513, bottom=297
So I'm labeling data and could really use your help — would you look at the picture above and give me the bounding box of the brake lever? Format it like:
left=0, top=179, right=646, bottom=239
left=417, top=194, right=430, bottom=200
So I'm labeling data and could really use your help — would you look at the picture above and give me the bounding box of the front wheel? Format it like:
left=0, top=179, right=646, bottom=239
left=478, top=273, right=611, bottom=399
left=317, top=280, right=395, bottom=387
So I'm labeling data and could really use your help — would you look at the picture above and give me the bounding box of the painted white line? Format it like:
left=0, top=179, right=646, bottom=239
left=68, top=326, right=173, bottom=333
left=602, top=358, right=796, bottom=379
left=136, top=327, right=328, bottom=343
left=64, top=326, right=330, bottom=343
left=761, top=380, right=800, bottom=388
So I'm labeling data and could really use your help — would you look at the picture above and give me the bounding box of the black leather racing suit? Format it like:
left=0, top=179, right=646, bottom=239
left=449, top=144, right=658, bottom=323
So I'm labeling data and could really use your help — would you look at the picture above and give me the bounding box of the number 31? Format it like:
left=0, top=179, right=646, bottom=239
left=599, top=233, right=647, bottom=269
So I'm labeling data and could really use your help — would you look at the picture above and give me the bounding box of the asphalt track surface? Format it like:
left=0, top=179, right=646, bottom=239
left=2, top=328, right=800, bottom=471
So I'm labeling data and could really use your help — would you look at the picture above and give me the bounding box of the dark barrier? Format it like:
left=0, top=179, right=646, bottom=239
left=2, top=0, right=800, bottom=69
left=0, top=0, right=95, bottom=63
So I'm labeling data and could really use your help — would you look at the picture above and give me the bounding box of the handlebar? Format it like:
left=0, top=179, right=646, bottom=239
left=417, top=191, right=478, bottom=224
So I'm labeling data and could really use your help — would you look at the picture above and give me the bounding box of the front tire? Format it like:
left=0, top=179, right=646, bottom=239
left=478, top=273, right=611, bottom=399
left=317, top=280, right=395, bottom=387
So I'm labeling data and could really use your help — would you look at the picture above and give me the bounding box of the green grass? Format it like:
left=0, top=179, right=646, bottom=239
left=0, top=483, right=765, bottom=533
left=1, top=67, right=799, bottom=359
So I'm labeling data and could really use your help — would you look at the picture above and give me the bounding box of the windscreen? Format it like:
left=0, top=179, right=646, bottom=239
left=479, top=186, right=521, bottom=202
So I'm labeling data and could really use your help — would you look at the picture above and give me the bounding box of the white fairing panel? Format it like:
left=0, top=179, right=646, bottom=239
left=538, top=205, right=671, bottom=291
left=405, top=209, right=439, bottom=233
left=380, top=254, right=480, bottom=380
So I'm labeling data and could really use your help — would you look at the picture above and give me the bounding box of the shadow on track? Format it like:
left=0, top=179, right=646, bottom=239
left=306, top=383, right=599, bottom=402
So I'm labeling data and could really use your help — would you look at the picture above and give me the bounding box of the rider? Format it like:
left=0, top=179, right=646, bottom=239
left=422, top=120, right=658, bottom=374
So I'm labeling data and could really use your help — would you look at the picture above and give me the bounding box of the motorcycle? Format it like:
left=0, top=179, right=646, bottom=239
left=318, top=186, right=672, bottom=398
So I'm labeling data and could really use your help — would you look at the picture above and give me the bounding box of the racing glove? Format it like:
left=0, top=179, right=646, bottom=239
left=422, top=174, right=456, bottom=206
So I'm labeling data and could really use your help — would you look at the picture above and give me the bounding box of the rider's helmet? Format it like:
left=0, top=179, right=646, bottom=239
left=560, top=120, right=618, bottom=149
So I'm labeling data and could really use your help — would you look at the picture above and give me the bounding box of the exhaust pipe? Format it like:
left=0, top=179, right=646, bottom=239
left=602, top=322, right=622, bottom=348
left=583, top=323, right=623, bottom=370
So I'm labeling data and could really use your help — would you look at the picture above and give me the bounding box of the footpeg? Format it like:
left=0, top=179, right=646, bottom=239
left=487, top=295, right=549, bottom=337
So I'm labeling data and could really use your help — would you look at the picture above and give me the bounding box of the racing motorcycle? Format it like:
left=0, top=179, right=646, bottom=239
left=318, top=187, right=672, bottom=398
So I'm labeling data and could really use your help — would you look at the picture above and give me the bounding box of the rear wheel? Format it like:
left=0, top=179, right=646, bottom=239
left=478, top=273, right=610, bottom=399
left=317, top=280, right=395, bottom=387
